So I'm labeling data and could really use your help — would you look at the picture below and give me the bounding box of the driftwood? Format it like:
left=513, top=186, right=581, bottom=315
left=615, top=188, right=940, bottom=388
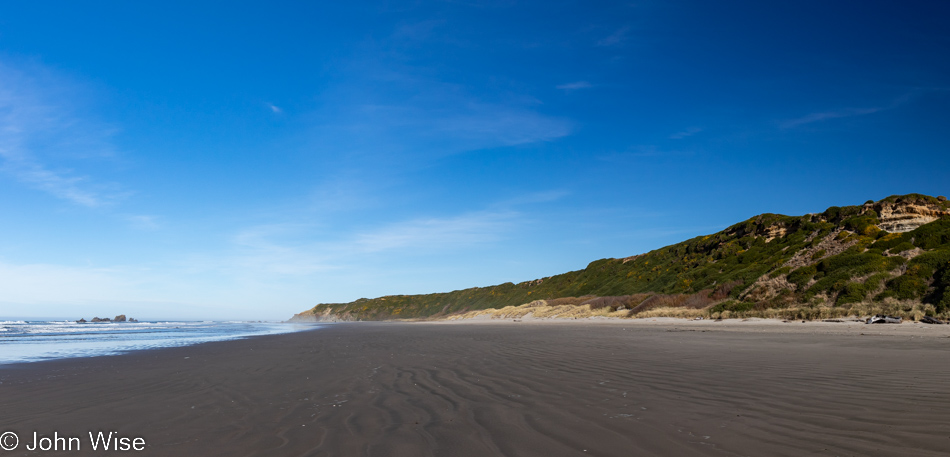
left=867, top=314, right=902, bottom=324
left=920, top=316, right=946, bottom=325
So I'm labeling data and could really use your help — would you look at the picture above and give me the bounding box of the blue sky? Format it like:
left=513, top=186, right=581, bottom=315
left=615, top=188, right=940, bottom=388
left=1, top=1, right=948, bottom=320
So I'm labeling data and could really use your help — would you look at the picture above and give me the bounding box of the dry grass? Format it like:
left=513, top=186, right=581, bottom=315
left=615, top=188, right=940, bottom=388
left=447, top=299, right=629, bottom=320
left=703, top=301, right=941, bottom=321
left=444, top=294, right=948, bottom=322
left=545, top=296, right=595, bottom=307
left=627, top=294, right=690, bottom=315
left=634, top=307, right=706, bottom=319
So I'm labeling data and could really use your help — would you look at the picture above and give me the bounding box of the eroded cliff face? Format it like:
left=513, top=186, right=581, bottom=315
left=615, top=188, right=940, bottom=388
left=288, top=307, right=354, bottom=322
left=288, top=312, right=320, bottom=322
left=744, top=196, right=950, bottom=242
left=869, top=199, right=949, bottom=233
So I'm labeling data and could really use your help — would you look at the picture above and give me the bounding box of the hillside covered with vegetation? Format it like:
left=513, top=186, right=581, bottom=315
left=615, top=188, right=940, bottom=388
left=292, top=194, right=950, bottom=321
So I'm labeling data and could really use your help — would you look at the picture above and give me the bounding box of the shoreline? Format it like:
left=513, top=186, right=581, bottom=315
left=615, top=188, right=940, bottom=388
left=0, top=320, right=311, bottom=367
left=3, top=321, right=949, bottom=456
left=5, top=316, right=949, bottom=370
left=316, top=314, right=950, bottom=339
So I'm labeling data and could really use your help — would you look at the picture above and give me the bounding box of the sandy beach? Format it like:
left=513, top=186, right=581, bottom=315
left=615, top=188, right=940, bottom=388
left=2, top=319, right=950, bottom=456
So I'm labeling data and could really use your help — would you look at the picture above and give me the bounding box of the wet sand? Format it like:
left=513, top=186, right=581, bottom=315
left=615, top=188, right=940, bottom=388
left=2, top=320, right=950, bottom=456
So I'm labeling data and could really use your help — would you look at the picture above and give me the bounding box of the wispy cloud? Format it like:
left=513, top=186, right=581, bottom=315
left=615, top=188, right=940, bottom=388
left=227, top=208, right=516, bottom=266
left=267, top=103, right=282, bottom=114
left=354, top=211, right=516, bottom=253
left=227, top=223, right=338, bottom=276
left=2, top=161, right=104, bottom=206
left=307, top=33, right=574, bottom=163
left=599, top=145, right=695, bottom=162
left=669, top=127, right=702, bottom=139
left=779, top=93, right=920, bottom=129
left=780, top=107, right=884, bottom=129
left=127, top=215, right=160, bottom=230
left=597, top=26, right=631, bottom=47
left=314, top=92, right=572, bottom=160
left=556, top=81, right=593, bottom=91
left=0, top=62, right=124, bottom=207
left=0, top=207, right=522, bottom=318
left=493, top=190, right=570, bottom=208
left=428, top=102, right=572, bottom=147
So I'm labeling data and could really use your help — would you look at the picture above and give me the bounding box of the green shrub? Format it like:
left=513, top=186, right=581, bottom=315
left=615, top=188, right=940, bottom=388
left=881, top=193, right=943, bottom=205
left=769, top=266, right=792, bottom=278
left=888, top=242, right=915, bottom=254
left=806, top=251, right=905, bottom=299
left=928, top=266, right=950, bottom=313
left=843, top=214, right=879, bottom=234
left=817, top=251, right=902, bottom=276
left=822, top=205, right=863, bottom=223
left=836, top=282, right=869, bottom=305
left=866, top=273, right=892, bottom=290
left=788, top=265, right=817, bottom=288
left=872, top=233, right=909, bottom=251
left=910, top=218, right=950, bottom=250
left=879, top=254, right=939, bottom=302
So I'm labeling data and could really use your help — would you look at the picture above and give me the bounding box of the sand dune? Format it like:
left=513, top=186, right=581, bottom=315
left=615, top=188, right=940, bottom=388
left=2, top=321, right=949, bottom=456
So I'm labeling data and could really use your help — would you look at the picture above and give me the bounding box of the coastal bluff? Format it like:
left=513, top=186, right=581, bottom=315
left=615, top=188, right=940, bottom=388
left=292, top=193, right=950, bottom=323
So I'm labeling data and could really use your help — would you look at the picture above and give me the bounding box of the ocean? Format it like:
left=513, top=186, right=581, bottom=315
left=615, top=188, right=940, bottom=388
left=0, top=319, right=316, bottom=365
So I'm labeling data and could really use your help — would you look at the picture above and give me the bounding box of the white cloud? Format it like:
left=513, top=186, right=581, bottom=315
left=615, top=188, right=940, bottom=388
left=176, top=208, right=519, bottom=288
left=127, top=215, right=160, bottom=230
left=222, top=223, right=336, bottom=276
left=309, top=41, right=574, bottom=162
left=0, top=208, right=523, bottom=319
left=780, top=107, right=884, bottom=129
left=493, top=190, right=570, bottom=208
left=599, top=145, right=694, bottom=161
left=778, top=94, right=920, bottom=129
left=557, top=81, right=593, bottom=90
left=4, top=161, right=104, bottom=206
left=669, top=127, right=702, bottom=139
left=267, top=103, right=282, bottom=113
left=429, top=103, right=572, bottom=147
left=0, top=62, right=124, bottom=207
left=354, top=211, right=516, bottom=253
left=313, top=96, right=571, bottom=162
left=226, top=210, right=516, bottom=270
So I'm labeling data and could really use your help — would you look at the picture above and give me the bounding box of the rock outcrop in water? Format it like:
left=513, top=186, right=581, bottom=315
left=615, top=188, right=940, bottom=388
left=77, top=315, right=137, bottom=323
